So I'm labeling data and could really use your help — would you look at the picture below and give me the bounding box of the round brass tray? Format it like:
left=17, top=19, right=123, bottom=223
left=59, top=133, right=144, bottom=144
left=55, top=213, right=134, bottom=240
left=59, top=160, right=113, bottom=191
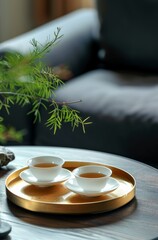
left=5, top=161, right=136, bottom=214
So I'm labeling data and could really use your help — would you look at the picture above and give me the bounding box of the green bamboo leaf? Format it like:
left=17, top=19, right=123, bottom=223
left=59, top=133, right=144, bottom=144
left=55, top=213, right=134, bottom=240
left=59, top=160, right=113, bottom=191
left=0, top=28, right=91, bottom=142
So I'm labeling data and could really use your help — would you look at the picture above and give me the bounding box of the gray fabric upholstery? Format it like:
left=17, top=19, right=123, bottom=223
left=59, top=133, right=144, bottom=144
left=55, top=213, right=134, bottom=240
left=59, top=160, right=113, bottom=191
left=55, top=69, right=158, bottom=121
left=35, top=69, right=158, bottom=167
left=96, top=0, right=158, bottom=71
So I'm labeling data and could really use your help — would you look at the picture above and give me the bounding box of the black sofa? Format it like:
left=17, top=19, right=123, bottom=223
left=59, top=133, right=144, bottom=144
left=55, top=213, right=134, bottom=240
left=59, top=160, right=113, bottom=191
left=1, top=1, right=158, bottom=168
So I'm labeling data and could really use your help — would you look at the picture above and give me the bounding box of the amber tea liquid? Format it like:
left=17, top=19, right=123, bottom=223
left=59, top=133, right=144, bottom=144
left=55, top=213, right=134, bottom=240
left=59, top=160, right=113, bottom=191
left=79, top=172, right=106, bottom=178
left=34, top=163, right=58, bottom=168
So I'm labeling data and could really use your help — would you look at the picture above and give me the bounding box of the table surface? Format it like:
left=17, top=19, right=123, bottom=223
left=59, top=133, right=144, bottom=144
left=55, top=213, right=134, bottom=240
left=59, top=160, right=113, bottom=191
left=0, top=146, right=158, bottom=240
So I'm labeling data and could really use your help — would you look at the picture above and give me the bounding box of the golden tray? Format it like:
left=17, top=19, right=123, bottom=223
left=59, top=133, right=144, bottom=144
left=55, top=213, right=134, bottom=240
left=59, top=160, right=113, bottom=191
left=5, top=161, right=136, bottom=214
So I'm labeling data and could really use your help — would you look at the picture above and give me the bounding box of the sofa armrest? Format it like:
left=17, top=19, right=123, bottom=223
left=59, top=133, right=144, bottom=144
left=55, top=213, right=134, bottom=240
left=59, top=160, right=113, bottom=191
left=0, top=9, right=99, bottom=78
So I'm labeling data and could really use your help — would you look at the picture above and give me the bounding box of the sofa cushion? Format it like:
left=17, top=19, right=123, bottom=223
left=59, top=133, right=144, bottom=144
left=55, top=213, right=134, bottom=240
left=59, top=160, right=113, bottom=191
left=55, top=69, right=158, bottom=121
left=35, top=69, right=158, bottom=167
left=95, top=0, right=158, bottom=72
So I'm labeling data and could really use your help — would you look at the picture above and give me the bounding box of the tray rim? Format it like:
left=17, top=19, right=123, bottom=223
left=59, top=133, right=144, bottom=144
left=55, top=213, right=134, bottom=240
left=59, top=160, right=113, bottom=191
left=5, top=161, right=136, bottom=214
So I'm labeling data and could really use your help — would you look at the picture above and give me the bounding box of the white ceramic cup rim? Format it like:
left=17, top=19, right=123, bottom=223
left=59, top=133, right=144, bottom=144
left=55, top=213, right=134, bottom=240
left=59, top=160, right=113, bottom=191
left=28, top=155, right=64, bottom=168
left=72, top=165, right=112, bottom=179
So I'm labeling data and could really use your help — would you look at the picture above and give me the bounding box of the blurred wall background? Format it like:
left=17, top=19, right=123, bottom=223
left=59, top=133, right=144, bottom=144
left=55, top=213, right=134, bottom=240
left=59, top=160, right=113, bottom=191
left=0, top=0, right=94, bottom=42
left=0, top=0, right=34, bottom=42
left=34, top=0, right=94, bottom=25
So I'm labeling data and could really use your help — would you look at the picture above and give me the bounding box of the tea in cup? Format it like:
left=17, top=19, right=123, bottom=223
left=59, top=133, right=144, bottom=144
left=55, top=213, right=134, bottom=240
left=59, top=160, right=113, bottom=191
left=72, top=165, right=112, bottom=192
left=27, top=155, right=64, bottom=181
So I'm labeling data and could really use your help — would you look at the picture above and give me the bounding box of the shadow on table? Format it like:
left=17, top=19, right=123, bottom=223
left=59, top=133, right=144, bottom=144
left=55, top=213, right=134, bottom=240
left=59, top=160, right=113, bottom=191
left=7, top=197, right=137, bottom=228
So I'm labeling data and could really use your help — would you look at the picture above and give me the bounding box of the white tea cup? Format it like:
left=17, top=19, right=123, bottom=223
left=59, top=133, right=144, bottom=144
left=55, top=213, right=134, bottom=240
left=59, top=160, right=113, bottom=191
left=72, top=165, right=112, bottom=192
left=27, top=155, right=64, bottom=182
